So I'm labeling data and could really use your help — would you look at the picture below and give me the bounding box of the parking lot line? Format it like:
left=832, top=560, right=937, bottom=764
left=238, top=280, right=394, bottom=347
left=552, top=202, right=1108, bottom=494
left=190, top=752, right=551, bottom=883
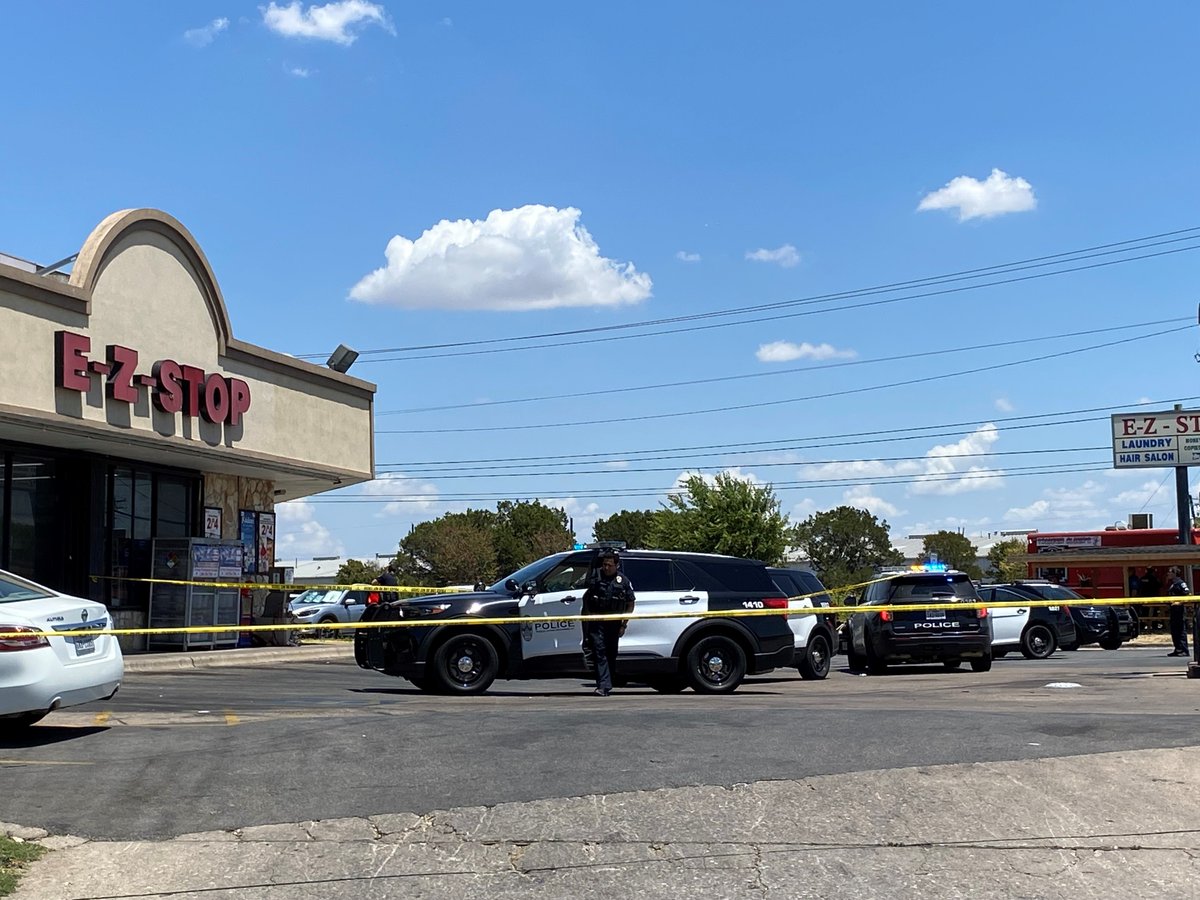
left=224, top=710, right=240, bottom=726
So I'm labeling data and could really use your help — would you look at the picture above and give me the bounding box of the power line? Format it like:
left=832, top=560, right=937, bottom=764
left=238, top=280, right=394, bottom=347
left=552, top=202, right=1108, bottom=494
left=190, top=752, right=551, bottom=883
left=378, top=316, right=1189, bottom=415
left=380, top=446, right=1108, bottom=481
left=298, top=225, right=1200, bottom=360
left=377, top=396, right=1200, bottom=468
left=383, top=324, right=1192, bottom=435
left=308, top=461, right=1110, bottom=504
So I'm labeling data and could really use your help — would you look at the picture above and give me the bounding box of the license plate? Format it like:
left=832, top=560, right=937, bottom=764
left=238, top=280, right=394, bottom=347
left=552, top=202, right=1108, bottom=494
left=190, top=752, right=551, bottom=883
left=926, top=608, right=946, bottom=620
left=73, top=638, right=95, bottom=655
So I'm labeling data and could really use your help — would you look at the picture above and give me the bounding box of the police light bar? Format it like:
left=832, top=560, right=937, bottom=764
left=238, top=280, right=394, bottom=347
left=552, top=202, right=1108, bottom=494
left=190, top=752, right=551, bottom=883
left=911, top=563, right=948, bottom=573
left=586, top=541, right=627, bottom=550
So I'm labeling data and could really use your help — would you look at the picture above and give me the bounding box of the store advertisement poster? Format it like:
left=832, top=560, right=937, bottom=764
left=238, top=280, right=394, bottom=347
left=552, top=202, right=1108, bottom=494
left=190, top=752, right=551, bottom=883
left=219, top=544, right=244, bottom=580
left=257, top=512, right=276, bottom=575
left=203, top=507, right=222, bottom=539
left=239, top=510, right=257, bottom=575
left=192, top=543, right=221, bottom=580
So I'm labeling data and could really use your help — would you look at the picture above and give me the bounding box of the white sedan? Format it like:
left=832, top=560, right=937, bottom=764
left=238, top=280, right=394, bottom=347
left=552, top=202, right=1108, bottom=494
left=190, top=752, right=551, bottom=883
left=1, top=568, right=123, bottom=732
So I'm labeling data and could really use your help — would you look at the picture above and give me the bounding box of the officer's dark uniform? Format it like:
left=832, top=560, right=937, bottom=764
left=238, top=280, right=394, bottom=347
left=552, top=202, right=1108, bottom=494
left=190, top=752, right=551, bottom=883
left=582, top=556, right=636, bottom=696
left=1168, top=572, right=1190, bottom=656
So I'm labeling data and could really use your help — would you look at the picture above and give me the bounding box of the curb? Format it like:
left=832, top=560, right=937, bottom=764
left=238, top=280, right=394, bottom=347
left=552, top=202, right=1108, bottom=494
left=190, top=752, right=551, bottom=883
left=122, top=643, right=355, bottom=673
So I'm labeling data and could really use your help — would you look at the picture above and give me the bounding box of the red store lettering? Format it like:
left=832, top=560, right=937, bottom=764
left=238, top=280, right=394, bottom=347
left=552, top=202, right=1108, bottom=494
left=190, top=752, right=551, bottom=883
left=54, top=330, right=251, bottom=426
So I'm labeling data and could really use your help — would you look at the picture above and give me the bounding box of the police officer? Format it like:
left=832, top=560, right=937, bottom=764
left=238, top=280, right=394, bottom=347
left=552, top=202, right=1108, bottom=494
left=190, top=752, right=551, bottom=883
left=582, top=549, right=636, bottom=696
left=1167, top=567, right=1190, bottom=657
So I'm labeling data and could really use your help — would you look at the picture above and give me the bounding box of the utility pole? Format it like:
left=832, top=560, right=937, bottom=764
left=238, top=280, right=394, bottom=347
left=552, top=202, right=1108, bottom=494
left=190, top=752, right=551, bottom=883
left=1176, top=403, right=1191, bottom=545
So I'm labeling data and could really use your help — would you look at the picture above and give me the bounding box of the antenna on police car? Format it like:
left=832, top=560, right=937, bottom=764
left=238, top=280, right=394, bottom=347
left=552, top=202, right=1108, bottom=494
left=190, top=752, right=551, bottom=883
left=326, top=344, right=359, bottom=374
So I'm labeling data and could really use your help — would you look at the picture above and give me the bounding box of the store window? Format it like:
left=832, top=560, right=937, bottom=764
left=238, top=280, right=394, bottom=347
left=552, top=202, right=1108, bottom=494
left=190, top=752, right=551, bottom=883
left=7, top=455, right=58, bottom=581
left=106, top=467, right=198, bottom=609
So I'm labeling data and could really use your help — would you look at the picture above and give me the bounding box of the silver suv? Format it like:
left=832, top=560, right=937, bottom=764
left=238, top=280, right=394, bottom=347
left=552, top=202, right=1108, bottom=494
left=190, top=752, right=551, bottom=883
left=289, top=588, right=374, bottom=635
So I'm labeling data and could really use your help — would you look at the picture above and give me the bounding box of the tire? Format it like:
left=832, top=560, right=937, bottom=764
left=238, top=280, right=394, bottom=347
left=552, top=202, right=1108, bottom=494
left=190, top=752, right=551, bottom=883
left=970, top=655, right=993, bottom=672
left=1021, top=623, right=1057, bottom=660
left=316, top=616, right=339, bottom=639
left=430, top=632, right=500, bottom=695
left=991, top=649, right=1008, bottom=659
left=864, top=638, right=887, bottom=676
left=644, top=677, right=688, bottom=693
left=797, top=633, right=832, bottom=681
left=943, top=659, right=962, bottom=670
left=685, top=634, right=747, bottom=694
left=1098, top=636, right=1123, bottom=651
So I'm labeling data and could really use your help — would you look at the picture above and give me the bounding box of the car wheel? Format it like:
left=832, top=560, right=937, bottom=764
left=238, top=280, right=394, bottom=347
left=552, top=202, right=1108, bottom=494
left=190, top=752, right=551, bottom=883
left=970, top=655, right=993, bottom=672
left=991, top=649, right=1008, bottom=659
left=864, top=639, right=887, bottom=676
left=1021, top=624, right=1057, bottom=660
left=798, top=633, right=832, bottom=680
left=643, top=677, right=688, bottom=693
left=1098, top=636, right=1124, bottom=651
left=943, top=659, right=962, bottom=670
left=315, top=616, right=340, bottom=639
left=685, top=634, right=747, bottom=694
left=0, top=711, right=48, bottom=734
left=431, top=632, right=499, bottom=695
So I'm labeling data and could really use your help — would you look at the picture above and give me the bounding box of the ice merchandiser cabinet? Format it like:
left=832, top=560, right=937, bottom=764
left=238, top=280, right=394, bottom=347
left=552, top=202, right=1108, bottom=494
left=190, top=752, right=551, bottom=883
left=147, top=538, right=244, bottom=650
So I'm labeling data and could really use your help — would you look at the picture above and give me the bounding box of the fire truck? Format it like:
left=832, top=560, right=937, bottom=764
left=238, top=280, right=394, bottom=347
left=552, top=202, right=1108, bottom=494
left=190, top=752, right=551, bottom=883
left=1025, top=527, right=1200, bottom=630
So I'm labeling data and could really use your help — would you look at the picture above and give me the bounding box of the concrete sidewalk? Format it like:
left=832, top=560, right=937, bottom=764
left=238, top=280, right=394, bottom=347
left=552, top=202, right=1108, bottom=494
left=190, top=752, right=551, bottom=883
left=122, top=641, right=354, bottom=673
left=8, top=745, right=1200, bottom=899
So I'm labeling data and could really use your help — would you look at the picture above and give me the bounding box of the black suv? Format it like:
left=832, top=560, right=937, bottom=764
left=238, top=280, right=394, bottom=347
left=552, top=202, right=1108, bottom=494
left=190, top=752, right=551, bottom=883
left=356, top=549, right=795, bottom=695
left=996, top=582, right=1134, bottom=650
left=842, top=568, right=992, bottom=673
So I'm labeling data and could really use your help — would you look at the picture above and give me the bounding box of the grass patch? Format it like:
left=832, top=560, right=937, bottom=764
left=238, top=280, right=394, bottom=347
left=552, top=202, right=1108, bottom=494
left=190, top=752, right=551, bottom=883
left=0, top=835, right=47, bottom=897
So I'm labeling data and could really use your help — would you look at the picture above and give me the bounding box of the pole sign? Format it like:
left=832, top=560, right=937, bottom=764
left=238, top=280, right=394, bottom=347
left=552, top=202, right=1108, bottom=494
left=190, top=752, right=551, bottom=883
left=1111, top=410, right=1200, bottom=468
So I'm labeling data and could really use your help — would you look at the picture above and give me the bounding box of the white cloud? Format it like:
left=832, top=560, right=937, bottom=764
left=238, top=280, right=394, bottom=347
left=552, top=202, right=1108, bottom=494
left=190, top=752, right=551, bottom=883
left=262, top=1, right=393, bottom=45
left=745, top=244, right=800, bottom=268
left=794, top=425, right=1004, bottom=496
left=540, top=497, right=601, bottom=542
left=917, top=168, right=1037, bottom=221
left=275, top=499, right=345, bottom=558
left=603, top=460, right=630, bottom=470
left=362, top=473, right=440, bottom=516
left=995, top=397, right=1014, bottom=412
left=1004, top=499, right=1050, bottom=521
left=1112, top=480, right=1170, bottom=509
left=842, top=485, right=902, bottom=518
left=1004, top=480, right=1108, bottom=525
left=350, top=205, right=653, bottom=311
left=184, top=17, right=229, bottom=47
left=672, top=467, right=763, bottom=489
left=756, top=341, right=857, bottom=363
left=441, top=17, right=453, bottom=26
left=286, top=65, right=311, bottom=77
left=675, top=250, right=701, bottom=263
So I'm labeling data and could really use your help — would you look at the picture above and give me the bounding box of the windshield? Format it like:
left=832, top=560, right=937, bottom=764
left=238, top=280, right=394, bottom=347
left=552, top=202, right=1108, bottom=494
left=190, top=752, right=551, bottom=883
left=0, top=570, right=56, bottom=603
left=488, top=553, right=572, bottom=593
left=291, top=590, right=339, bottom=605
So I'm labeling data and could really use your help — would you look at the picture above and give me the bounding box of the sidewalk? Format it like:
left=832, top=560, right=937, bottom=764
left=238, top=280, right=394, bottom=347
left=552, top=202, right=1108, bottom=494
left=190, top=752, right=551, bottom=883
left=122, top=641, right=354, bottom=674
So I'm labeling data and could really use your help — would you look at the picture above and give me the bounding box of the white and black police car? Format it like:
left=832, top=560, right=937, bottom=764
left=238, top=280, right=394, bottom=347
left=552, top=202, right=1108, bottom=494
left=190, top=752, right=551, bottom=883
left=355, top=546, right=795, bottom=695
left=841, top=564, right=993, bottom=674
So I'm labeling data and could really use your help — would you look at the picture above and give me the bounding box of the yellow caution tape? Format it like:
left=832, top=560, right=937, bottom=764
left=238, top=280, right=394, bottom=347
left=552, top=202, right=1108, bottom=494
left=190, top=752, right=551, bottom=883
left=2, top=592, right=1176, bottom=640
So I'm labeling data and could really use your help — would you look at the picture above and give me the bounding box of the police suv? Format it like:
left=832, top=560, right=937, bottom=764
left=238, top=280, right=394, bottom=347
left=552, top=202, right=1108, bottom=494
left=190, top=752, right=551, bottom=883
left=355, top=548, right=795, bottom=695
left=767, top=567, right=837, bottom=680
left=842, top=564, right=992, bottom=674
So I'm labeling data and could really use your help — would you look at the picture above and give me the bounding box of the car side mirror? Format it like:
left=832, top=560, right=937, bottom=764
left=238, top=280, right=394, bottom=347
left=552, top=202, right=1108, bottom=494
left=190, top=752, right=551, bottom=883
left=505, top=578, right=520, bottom=593
left=843, top=595, right=857, bottom=607
left=521, top=579, right=539, bottom=598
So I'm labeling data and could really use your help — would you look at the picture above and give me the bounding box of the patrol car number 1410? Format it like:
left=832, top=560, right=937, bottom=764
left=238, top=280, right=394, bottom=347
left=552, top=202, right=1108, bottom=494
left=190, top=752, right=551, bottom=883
left=355, top=549, right=796, bottom=695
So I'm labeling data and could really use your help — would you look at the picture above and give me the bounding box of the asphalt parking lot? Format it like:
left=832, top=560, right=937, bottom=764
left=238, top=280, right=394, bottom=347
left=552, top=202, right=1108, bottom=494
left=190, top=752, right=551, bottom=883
left=3, top=645, right=1198, bottom=842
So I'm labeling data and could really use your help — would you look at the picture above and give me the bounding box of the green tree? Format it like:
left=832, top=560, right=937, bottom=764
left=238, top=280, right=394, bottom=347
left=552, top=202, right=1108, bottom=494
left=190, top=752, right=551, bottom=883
left=492, top=500, right=573, bottom=574
left=985, top=538, right=1027, bottom=582
left=922, top=531, right=982, bottom=580
left=791, top=506, right=904, bottom=594
left=336, top=559, right=382, bottom=585
left=647, top=473, right=789, bottom=564
left=397, top=513, right=497, bottom=586
left=592, top=509, right=656, bottom=549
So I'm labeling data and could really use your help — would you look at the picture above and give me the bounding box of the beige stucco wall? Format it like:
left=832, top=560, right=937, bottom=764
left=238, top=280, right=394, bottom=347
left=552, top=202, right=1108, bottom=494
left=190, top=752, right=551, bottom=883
left=0, top=210, right=375, bottom=497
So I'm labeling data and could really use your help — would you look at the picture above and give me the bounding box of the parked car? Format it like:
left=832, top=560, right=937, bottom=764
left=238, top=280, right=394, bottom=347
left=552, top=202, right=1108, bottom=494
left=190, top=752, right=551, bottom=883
left=841, top=565, right=992, bottom=673
left=767, top=567, right=836, bottom=680
left=992, top=581, right=1135, bottom=650
left=0, top=568, right=123, bottom=732
left=978, top=583, right=1077, bottom=659
left=356, top=548, right=794, bottom=695
left=289, top=588, right=376, bottom=636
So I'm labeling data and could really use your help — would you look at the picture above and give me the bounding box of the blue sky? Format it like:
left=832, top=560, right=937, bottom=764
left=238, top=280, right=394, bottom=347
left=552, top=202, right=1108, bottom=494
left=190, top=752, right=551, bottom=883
left=4, top=2, right=1200, bottom=562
